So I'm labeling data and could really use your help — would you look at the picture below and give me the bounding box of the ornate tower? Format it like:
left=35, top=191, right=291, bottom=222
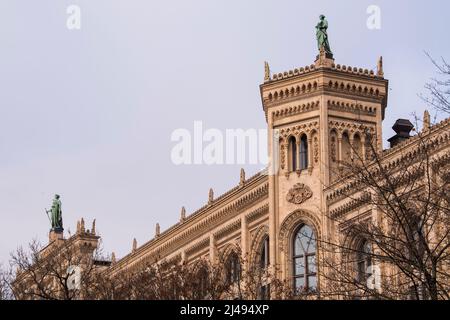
left=260, top=48, right=388, bottom=276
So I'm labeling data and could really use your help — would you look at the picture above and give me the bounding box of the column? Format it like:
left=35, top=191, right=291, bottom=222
left=241, top=216, right=248, bottom=260
left=361, top=136, right=366, bottom=162
left=308, top=137, right=313, bottom=171
left=209, top=234, right=216, bottom=263
left=283, top=142, right=289, bottom=173
left=349, top=137, right=354, bottom=161
left=337, top=135, right=343, bottom=168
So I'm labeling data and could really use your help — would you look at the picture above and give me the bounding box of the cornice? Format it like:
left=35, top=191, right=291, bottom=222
left=338, top=210, right=373, bottom=232
left=246, top=203, right=269, bottom=223
left=278, top=120, right=320, bottom=140
left=327, top=99, right=377, bottom=117
left=214, top=219, right=241, bottom=240
left=271, top=100, right=320, bottom=122
left=182, top=204, right=269, bottom=258
left=329, top=192, right=372, bottom=219
left=185, top=237, right=209, bottom=257
left=263, top=78, right=385, bottom=108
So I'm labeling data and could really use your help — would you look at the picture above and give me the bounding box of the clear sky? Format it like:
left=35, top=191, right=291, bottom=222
left=0, top=0, right=449, bottom=265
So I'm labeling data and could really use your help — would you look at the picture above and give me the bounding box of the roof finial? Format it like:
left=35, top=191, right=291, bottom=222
left=208, top=188, right=214, bottom=205
left=91, top=219, right=96, bottom=235
left=111, top=252, right=116, bottom=264
left=155, top=223, right=161, bottom=237
left=132, top=238, right=137, bottom=252
left=423, top=109, right=431, bottom=131
left=239, top=168, right=246, bottom=187
left=264, top=61, right=271, bottom=82
left=76, top=220, right=81, bottom=234
left=180, top=206, right=186, bottom=222
left=377, top=56, right=384, bottom=77
left=80, top=218, right=85, bottom=233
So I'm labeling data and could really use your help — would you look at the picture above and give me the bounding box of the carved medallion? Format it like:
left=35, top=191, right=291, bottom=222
left=286, top=183, right=313, bottom=204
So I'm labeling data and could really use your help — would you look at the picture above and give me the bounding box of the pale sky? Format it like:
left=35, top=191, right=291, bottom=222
left=1, top=0, right=449, bottom=265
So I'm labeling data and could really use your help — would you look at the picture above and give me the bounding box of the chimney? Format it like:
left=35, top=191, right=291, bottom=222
left=387, top=119, right=414, bottom=148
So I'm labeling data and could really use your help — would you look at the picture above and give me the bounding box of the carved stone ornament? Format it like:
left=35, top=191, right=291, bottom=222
left=286, top=183, right=313, bottom=204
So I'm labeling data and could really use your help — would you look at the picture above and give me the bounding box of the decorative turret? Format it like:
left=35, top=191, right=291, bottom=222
left=260, top=16, right=389, bottom=188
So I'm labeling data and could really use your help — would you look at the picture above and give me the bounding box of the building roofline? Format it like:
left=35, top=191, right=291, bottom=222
left=110, top=168, right=268, bottom=271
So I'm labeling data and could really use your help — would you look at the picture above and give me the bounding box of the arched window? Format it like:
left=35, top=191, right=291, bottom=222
left=300, top=135, right=308, bottom=170
left=357, top=240, right=372, bottom=283
left=259, top=236, right=270, bottom=300
left=195, top=266, right=209, bottom=299
left=342, top=132, right=351, bottom=160
left=288, top=136, right=297, bottom=171
left=226, top=251, right=241, bottom=285
left=293, top=225, right=317, bottom=293
left=353, top=133, right=362, bottom=161
left=260, top=236, right=270, bottom=270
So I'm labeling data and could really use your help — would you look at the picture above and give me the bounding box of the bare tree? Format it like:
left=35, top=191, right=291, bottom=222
left=0, top=265, right=13, bottom=300
left=82, top=252, right=296, bottom=300
left=319, top=124, right=450, bottom=300
left=11, top=237, right=108, bottom=300
left=421, top=53, right=450, bottom=115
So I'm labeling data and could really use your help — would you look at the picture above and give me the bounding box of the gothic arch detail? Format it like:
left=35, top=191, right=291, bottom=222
left=278, top=209, right=321, bottom=253
left=249, top=225, right=269, bottom=266
left=219, top=242, right=241, bottom=262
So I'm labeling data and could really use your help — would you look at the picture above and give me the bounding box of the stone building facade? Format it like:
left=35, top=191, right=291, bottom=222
left=15, top=48, right=450, bottom=299
left=103, top=50, right=449, bottom=295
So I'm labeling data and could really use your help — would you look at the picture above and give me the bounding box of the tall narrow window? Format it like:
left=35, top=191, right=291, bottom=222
left=226, top=251, right=241, bottom=285
left=259, top=236, right=270, bottom=300
left=300, top=135, right=308, bottom=169
left=342, top=132, right=351, bottom=160
left=260, top=236, right=270, bottom=270
left=288, top=136, right=297, bottom=171
left=357, top=240, right=372, bottom=283
left=353, top=133, right=362, bottom=161
left=196, top=267, right=209, bottom=299
left=293, top=225, right=317, bottom=293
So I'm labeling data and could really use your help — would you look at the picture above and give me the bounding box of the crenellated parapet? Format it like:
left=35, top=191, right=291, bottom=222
left=264, top=61, right=383, bottom=84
